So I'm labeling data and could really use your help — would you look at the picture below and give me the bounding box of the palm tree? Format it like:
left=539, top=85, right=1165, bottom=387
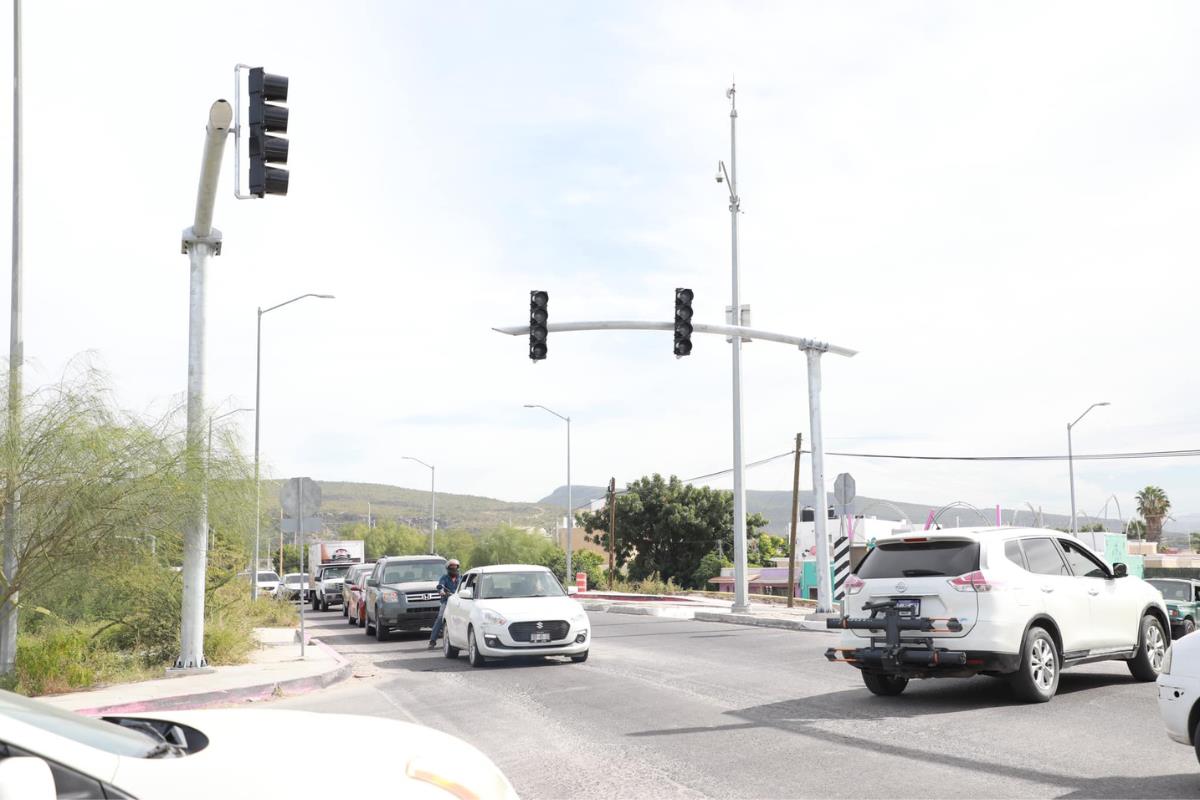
left=1126, top=519, right=1147, bottom=540
left=1135, top=486, right=1171, bottom=542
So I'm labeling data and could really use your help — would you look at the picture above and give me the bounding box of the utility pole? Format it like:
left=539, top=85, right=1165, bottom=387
left=716, top=84, right=750, bottom=613
left=1, top=0, right=22, bottom=675
left=607, top=477, right=616, bottom=589
left=787, top=433, right=802, bottom=609
left=807, top=350, right=833, bottom=613
left=175, top=99, right=233, bottom=670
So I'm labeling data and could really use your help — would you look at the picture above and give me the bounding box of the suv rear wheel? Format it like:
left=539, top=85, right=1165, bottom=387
left=1182, top=618, right=1196, bottom=637
left=1009, top=626, right=1059, bottom=703
left=861, top=672, right=907, bottom=696
left=1128, top=614, right=1167, bottom=681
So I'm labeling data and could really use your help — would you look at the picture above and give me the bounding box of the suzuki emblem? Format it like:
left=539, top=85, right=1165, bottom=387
left=895, top=581, right=908, bottom=593
left=536, top=621, right=544, bottom=630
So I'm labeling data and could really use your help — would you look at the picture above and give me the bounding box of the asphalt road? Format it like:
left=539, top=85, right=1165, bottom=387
left=273, top=607, right=1200, bottom=799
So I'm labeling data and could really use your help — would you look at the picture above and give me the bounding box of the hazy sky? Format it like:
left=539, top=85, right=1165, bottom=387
left=1, top=2, right=1199, bottom=522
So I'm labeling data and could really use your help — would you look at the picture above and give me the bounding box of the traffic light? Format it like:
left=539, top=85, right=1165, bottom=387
left=529, top=291, right=549, bottom=361
left=248, top=67, right=289, bottom=197
left=674, top=288, right=694, bottom=356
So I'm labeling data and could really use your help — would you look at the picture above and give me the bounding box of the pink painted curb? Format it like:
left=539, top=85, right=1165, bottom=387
left=71, top=637, right=351, bottom=717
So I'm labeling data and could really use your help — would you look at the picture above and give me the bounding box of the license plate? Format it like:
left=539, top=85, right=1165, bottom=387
left=893, top=599, right=920, bottom=617
left=530, top=632, right=551, bottom=643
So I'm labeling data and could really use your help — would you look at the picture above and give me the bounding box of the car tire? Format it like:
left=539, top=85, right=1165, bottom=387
left=365, top=608, right=375, bottom=636
left=1128, top=614, right=1168, bottom=681
left=444, top=630, right=460, bottom=659
left=1009, top=626, right=1059, bottom=703
left=358, top=607, right=365, bottom=628
left=467, top=626, right=487, bottom=668
left=570, top=650, right=589, bottom=664
left=320, top=598, right=329, bottom=612
left=1183, top=618, right=1196, bottom=637
left=342, top=602, right=348, bottom=618
left=376, top=618, right=389, bottom=642
left=861, top=671, right=907, bottom=696
left=311, top=596, right=320, bottom=613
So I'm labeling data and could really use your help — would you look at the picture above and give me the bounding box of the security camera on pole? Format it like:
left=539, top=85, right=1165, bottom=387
left=173, top=64, right=293, bottom=672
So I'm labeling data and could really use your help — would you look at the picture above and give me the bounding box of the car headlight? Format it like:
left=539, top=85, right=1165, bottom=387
left=570, top=612, right=589, bottom=626
left=381, top=590, right=400, bottom=603
left=480, top=609, right=507, bottom=626
left=1162, top=645, right=1173, bottom=676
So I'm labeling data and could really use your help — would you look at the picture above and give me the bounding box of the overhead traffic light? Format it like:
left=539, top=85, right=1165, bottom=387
left=674, top=288, right=694, bottom=356
left=529, top=291, right=549, bottom=361
left=248, top=67, right=289, bottom=197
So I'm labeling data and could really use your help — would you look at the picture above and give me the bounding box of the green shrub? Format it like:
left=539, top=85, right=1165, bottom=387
left=204, top=613, right=255, bottom=666
left=3, top=623, right=152, bottom=696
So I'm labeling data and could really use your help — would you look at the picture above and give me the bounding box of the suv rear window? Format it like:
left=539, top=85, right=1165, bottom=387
left=855, top=540, right=979, bottom=579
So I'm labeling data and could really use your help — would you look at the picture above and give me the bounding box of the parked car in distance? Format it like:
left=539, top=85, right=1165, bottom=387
left=274, top=573, right=310, bottom=603
left=342, top=563, right=374, bottom=625
left=829, top=527, right=1169, bottom=702
left=443, top=564, right=590, bottom=667
left=364, top=556, right=446, bottom=641
left=1158, top=624, right=1200, bottom=763
left=1148, top=578, right=1200, bottom=638
left=0, top=688, right=518, bottom=799
left=254, top=571, right=280, bottom=597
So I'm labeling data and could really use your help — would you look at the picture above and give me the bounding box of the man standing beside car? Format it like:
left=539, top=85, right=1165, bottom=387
left=428, top=559, right=461, bottom=649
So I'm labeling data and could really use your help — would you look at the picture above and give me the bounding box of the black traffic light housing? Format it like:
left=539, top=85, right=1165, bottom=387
left=674, top=288, right=694, bottom=356
left=249, top=67, right=290, bottom=197
left=530, top=291, right=549, bottom=361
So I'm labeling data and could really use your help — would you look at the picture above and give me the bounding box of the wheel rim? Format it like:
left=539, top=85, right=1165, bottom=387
left=1146, top=623, right=1166, bottom=671
left=1030, top=638, right=1056, bottom=690
left=469, top=633, right=476, bottom=661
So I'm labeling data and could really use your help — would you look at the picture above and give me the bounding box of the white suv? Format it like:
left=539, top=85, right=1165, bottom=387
left=828, top=527, right=1168, bottom=702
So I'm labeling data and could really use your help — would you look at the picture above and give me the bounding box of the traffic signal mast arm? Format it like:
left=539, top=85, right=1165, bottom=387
left=494, top=319, right=857, bottom=357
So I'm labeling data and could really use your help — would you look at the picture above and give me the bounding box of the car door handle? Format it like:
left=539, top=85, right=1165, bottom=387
left=1088, top=589, right=1099, bottom=596
left=1041, top=586, right=1054, bottom=593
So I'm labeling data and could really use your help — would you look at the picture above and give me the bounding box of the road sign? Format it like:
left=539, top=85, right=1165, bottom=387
left=280, top=477, right=321, bottom=518
left=834, top=473, right=856, bottom=506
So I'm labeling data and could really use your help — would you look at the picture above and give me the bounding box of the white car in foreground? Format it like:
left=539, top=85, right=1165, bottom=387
left=829, top=527, right=1168, bottom=702
left=0, top=690, right=518, bottom=799
left=1158, top=629, right=1200, bottom=763
left=443, top=564, right=590, bottom=666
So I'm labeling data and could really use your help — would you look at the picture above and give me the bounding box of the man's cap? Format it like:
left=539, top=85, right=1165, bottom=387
left=447, top=559, right=460, bottom=567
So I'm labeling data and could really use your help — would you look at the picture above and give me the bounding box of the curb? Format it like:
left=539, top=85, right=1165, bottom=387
left=692, top=611, right=832, bottom=633
left=73, top=637, right=352, bottom=717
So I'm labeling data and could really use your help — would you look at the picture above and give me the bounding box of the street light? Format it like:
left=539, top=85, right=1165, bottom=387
left=1067, top=402, right=1109, bottom=535
left=524, top=404, right=572, bottom=581
left=253, top=293, right=335, bottom=599
left=402, top=457, right=436, bottom=554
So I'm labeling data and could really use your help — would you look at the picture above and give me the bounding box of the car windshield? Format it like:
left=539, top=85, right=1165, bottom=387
left=321, top=565, right=351, bottom=580
left=382, top=561, right=445, bottom=584
left=257, top=572, right=279, bottom=582
left=0, top=690, right=160, bottom=758
left=479, top=571, right=565, bottom=599
left=1149, top=580, right=1191, bottom=601
left=855, top=539, right=980, bottom=579
left=284, top=574, right=305, bottom=585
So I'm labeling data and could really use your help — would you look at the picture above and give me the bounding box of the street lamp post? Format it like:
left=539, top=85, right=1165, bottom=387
left=1067, top=402, right=1110, bottom=535
left=402, top=457, right=436, bottom=554
left=253, top=294, right=334, bottom=599
left=525, top=405, right=572, bottom=581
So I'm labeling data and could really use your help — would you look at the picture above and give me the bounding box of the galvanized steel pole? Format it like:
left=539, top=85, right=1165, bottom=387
left=176, top=100, right=232, bottom=670
left=726, top=85, right=750, bottom=613
left=1, top=0, right=22, bottom=675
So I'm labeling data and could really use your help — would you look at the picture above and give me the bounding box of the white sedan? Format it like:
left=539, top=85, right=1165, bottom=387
left=1159, top=629, right=1200, bottom=763
left=0, top=689, right=518, bottom=799
left=443, top=564, right=591, bottom=666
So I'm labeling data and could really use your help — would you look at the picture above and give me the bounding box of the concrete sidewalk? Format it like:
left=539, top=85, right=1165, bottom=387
left=39, top=627, right=351, bottom=715
left=579, top=595, right=833, bottom=632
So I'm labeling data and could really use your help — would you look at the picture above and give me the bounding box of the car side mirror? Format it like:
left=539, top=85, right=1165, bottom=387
left=1112, top=563, right=1128, bottom=578
left=460, top=587, right=474, bottom=600
left=0, top=757, right=57, bottom=800
left=366, top=578, right=377, bottom=588
left=566, top=586, right=579, bottom=596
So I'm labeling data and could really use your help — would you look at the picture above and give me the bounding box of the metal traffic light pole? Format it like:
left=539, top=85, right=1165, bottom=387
left=175, top=100, right=233, bottom=670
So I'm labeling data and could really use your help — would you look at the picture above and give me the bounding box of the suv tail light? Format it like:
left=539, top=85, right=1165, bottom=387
left=947, top=570, right=999, bottom=592
left=845, top=575, right=865, bottom=595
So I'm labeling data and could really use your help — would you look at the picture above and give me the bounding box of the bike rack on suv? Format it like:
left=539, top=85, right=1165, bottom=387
left=824, top=599, right=967, bottom=673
